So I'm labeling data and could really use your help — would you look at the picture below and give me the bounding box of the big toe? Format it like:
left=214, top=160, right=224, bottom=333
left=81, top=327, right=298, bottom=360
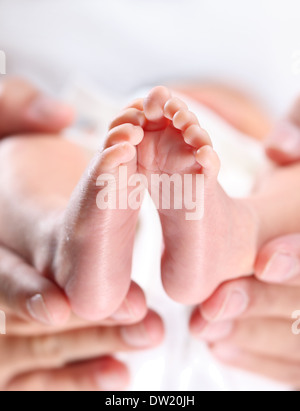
left=143, top=86, right=172, bottom=122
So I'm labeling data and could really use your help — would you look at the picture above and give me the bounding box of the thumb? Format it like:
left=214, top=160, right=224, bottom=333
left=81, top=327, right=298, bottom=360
left=0, top=245, right=71, bottom=326
left=0, top=77, right=74, bottom=137
left=265, top=97, right=300, bottom=165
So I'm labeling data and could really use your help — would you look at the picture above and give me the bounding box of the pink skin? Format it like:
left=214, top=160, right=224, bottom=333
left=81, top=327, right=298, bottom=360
left=139, top=87, right=255, bottom=303
left=0, top=136, right=148, bottom=322
left=0, top=88, right=228, bottom=316
left=53, top=140, right=143, bottom=321
left=189, top=253, right=300, bottom=386
left=103, top=87, right=300, bottom=306
left=142, top=88, right=259, bottom=304
left=0, top=77, right=74, bottom=137
left=0, top=85, right=262, bottom=318
left=5, top=357, right=130, bottom=392
left=265, top=96, right=300, bottom=165
left=0, top=78, right=165, bottom=391
left=191, top=97, right=300, bottom=328
left=0, top=77, right=76, bottom=326
left=0, top=308, right=164, bottom=391
left=109, top=88, right=257, bottom=304
left=188, top=96, right=300, bottom=387
left=3, top=86, right=300, bottom=322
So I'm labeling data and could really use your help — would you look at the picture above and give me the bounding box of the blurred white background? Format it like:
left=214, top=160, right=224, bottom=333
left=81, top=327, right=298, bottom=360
left=0, top=0, right=300, bottom=115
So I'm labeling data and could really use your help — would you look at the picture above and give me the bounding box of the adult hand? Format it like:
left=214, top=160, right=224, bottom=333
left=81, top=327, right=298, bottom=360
left=0, top=77, right=76, bottom=325
left=189, top=96, right=300, bottom=387
left=0, top=228, right=163, bottom=391
left=0, top=78, right=165, bottom=391
left=0, top=247, right=163, bottom=391
left=190, top=270, right=300, bottom=387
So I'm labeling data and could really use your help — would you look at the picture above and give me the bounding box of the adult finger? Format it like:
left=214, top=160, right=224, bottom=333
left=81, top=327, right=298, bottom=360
left=7, top=281, right=148, bottom=336
left=192, top=316, right=300, bottom=362
left=211, top=342, right=300, bottom=388
left=0, top=77, right=74, bottom=137
left=0, top=246, right=71, bottom=326
left=265, top=97, right=300, bottom=165
left=54, top=143, right=141, bottom=321
left=255, top=234, right=300, bottom=285
left=1, top=310, right=164, bottom=379
left=199, top=277, right=300, bottom=322
left=5, top=357, right=129, bottom=391
left=220, top=318, right=299, bottom=361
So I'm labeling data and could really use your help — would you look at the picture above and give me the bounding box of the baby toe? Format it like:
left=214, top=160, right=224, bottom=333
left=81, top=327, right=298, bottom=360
left=105, top=124, right=144, bottom=148
left=109, top=108, right=146, bottom=130
left=196, top=145, right=221, bottom=179
left=183, top=125, right=213, bottom=148
left=173, top=109, right=199, bottom=132
left=144, top=86, right=172, bottom=122
left=101, top=142, right=136, bottom=172
left=164, top=97, right=188, bottom=120
left=125, top=98, right=144, bottom=111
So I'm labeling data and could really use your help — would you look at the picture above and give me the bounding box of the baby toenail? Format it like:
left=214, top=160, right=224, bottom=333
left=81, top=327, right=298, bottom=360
left=203, top=289, right=249, bottom=321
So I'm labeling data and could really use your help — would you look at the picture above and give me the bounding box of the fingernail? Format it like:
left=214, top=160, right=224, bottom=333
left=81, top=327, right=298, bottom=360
left=195, top=321, right=234, bottom=342
left=121, top=311, right=164, bottom=348
left=111, top=299, right=135, bottom=322
left=26, top=294, right=53, bottom=325
left=120, top=322, right=152, bottom=348
left=203, top=289, right=249, bottom=321
left=26, top=96, right=71, bottom=123
left=95, top=370, right=127, bottom=391
left=261, top=252, right=299, bottom=282
left=267, top=121, right=300, bottom=154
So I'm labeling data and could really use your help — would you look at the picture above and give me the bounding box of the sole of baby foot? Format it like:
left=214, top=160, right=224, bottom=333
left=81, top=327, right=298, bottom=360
left=140, top=86, right=258, bottom=304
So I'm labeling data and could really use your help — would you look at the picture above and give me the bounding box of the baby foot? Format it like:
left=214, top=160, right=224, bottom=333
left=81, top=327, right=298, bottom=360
left=115, top=87, right=259, bottom=304
left=54, top=119, right=145, bottom=321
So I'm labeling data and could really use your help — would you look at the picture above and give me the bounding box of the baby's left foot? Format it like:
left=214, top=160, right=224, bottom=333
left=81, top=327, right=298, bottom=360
left=116, top=87, right=259, bottom=304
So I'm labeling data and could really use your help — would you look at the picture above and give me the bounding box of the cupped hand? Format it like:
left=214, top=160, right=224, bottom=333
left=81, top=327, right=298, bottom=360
left=0, top=250, right=163, bottom=391
left=190, top=271, right=300, bottom=387
left=0, top=76, right=77, bottom=324
left=0, top=245, right=164, bottom=391
left=189, top=95, right=300, bottom=387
